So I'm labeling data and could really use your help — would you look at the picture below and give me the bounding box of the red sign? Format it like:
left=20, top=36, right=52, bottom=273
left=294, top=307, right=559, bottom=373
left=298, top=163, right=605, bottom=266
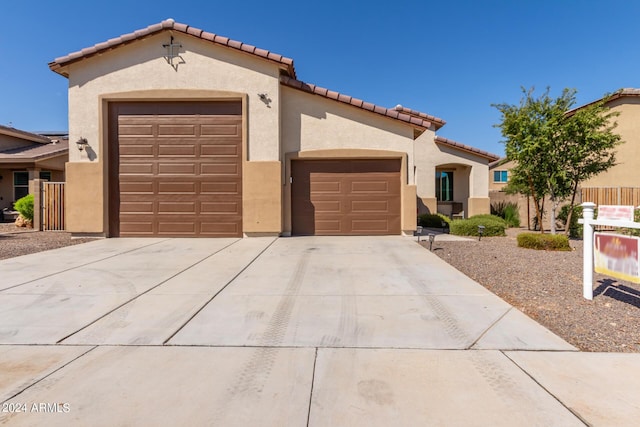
left=594, top=233, right=640, bottom=284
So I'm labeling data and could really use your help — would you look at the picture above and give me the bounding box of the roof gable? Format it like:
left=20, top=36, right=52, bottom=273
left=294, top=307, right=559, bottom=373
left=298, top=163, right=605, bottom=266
left=49, top=19, right=296, bottom=78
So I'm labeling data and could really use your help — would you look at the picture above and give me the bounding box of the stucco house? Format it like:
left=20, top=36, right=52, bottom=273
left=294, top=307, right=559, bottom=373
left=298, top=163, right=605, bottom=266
left=0, top=125, right=67, bottom=213
left=49, top=19, right=498, bottom=238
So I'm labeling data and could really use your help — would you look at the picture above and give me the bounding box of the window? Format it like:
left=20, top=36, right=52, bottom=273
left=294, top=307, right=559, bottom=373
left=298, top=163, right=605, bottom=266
left=39, top=171, right=52, bottom=181
left=13, top=171, right=29, bottom=201
left=493, top=170, right=508, bottom=183
left=436, top=171, right=454, bottom=201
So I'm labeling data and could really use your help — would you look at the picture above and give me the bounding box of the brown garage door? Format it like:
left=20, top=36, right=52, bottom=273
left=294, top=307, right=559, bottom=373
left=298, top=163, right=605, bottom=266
left=291, top=159, right=401, bottom=235
left=108, top=102, right=242, bottom=237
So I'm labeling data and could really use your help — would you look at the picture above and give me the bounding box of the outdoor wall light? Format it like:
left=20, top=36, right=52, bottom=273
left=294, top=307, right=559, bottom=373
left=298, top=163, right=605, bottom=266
left=428, top=233, right=436, bottom=251
left=75, top=137, right=89, bottom=151
left=478, top=225, right=486, bottom=241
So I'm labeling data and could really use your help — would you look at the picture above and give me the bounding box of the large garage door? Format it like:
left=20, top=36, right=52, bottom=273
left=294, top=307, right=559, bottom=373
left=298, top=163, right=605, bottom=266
left=291, top=159, right=401, bottom=235
left=108, top=102, right=242, bottom=237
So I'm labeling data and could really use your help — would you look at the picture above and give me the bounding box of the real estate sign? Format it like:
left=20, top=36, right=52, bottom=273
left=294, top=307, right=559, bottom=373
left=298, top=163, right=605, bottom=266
left=594, top=232, right=640, bottom=284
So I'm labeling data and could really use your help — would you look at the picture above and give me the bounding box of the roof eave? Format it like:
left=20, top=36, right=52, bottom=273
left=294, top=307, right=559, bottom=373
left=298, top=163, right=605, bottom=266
left=49, top=20, right=297, bottom=79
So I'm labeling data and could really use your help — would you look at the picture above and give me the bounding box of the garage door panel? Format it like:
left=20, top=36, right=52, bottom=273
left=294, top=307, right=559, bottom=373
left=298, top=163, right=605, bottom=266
left=118, top=124, right=154, bottom=136
left=201, top=201, right=240, bottom=214
left=158, top=202, right=197, bottom=214
left=201, top=182, right=240, bottom=194
left=313, top=200, right=342, bottom=214
left=157, top=124, right=196, bottom=136
left=158, top=145, right=197, bottom=156
left=119, top=163, right=154, bottom=175
left=120, top=201, right=154, bottom=214
left=291, top=159, right=401, bottom=236
left=200, top=163, right=240, bottom=175
left=119, top=181, right=154, bottom=194
left=351, top=200, right=391, bottom=213
left=200, top=144, right=241, bottom=157
left=157, top=163, right=197, bottom=175
left=351, top=180, right=391, bottom=193
left=119, top=145, right=155, bottom=157
left=201, top=124, right=241, bottom=136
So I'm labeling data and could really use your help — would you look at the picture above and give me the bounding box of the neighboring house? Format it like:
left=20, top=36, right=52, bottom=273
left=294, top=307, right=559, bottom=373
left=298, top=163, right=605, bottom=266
left=0, top=125, right=68, bottom=212
left=489, top=88, right=640, bottom=228
left=49, top=19, right=498, bottom=238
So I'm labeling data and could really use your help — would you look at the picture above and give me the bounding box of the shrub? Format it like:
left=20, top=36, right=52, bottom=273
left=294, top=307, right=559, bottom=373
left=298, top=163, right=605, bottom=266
left=449, top=214, right=506, bottom=237
left=558, top=205, right=583, bottom=238
left=491, top=201, right=521, bottom=228
left=517, top=232, right=571, bottom=251
left=14, top=194, right=34, bottom=221
left=418, top=213, right=451, bottom=228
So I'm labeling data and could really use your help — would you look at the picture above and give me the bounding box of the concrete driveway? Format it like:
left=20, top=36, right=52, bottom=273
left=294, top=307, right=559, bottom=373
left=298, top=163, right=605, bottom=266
left=1, top=236, right=639, bottom=426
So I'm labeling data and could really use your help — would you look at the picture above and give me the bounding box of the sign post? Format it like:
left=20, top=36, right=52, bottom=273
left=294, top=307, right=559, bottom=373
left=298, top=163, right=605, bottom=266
left=579, top=203, right=640, bottom=300
left=582, top=203, right=596, bottom=300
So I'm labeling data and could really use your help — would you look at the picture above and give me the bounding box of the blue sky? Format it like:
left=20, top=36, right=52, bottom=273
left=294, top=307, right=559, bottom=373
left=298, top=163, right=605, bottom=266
left=2, top=0, right=639, bottom=156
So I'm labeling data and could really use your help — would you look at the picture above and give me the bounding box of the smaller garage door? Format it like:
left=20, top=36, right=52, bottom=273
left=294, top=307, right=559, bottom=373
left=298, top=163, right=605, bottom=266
left=291, top=159, right=401, bottom=235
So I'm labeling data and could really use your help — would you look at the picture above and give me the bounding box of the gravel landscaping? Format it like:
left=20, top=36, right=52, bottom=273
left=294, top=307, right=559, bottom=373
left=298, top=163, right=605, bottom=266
left=423, top=228, right=640, bottom=353
left=0, top=222, right=96, bottom=260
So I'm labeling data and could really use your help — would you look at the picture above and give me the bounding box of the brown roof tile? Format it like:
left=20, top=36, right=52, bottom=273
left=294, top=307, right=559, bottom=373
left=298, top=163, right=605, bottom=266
left=393, top=105, right=446, bottom=129
left=434, top=136, right=499, bottom=161
left=49, top=19, right=297, bottom=78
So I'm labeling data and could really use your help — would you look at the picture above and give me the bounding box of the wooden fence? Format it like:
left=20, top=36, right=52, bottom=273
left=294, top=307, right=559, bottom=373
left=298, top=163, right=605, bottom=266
left=580, top=187, right=640, bottom=207
left=42, top=182, right=65, bottom=231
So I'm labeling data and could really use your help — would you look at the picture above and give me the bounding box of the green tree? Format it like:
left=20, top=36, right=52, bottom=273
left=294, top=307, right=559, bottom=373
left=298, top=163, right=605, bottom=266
left=493, top=88, right=622, bottom=234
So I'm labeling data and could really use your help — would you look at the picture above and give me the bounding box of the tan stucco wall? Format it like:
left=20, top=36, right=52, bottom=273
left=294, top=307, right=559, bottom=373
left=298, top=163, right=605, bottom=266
left=65, top=162, right=104, bottom=234
left=583, top=99, right=640, bottom=187
left=65, top=31, right=282, bottom=164
left=402, top=185, right=417, bottom=234
left=467, top=197, right=491, bottom=216
left=243, top=161, right=282, bottom=235
left=281, top=86, right=416, bottom=179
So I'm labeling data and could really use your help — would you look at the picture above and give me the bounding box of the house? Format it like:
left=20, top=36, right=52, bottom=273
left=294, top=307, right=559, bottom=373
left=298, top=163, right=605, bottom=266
left=49, top=19, right=498, bottom=238
left=0, top=125, right=68, bottom=213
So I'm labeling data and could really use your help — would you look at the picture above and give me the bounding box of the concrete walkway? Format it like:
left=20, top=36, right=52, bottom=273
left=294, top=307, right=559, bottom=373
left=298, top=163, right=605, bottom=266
left=1, top=236, right=638, bottom=426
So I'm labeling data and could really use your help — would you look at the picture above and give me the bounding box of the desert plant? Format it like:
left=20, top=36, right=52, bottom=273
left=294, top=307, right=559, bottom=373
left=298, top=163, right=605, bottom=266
left=14, top=194, right=34, bottom=221
left=418, top=213, right=451, bottom=228
left=517, top=232, right=571, bottom=251
left=491, top=201, right=520, bottom=228
left=449, top=214, right=506, bottom=237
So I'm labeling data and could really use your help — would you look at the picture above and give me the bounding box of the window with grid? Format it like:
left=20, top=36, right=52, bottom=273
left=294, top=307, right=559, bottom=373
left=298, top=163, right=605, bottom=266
left=493, top=170, right=508, bottom=183
left=13, top=171, right=29, bottom=201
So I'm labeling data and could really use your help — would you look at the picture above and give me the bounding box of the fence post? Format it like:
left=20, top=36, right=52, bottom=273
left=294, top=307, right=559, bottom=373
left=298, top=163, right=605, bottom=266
left=31, top=178, right=42, bottom=231
left=581, top=202, right=596, bottom=300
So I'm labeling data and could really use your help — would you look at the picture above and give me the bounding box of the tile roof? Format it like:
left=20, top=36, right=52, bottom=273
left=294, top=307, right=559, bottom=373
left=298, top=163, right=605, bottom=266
left=434, top=135, right=500, bottom=161
left=0, top=140, right=69, bottom=162
left=0, top=125, right=51, bottom=144
left=49, top=19, right=296, bottom=78
left=281, top=76, right=445, bottom=131
left=392, top=105, right=446, bottom=129
left=566, top=88, right=640, bottom=115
